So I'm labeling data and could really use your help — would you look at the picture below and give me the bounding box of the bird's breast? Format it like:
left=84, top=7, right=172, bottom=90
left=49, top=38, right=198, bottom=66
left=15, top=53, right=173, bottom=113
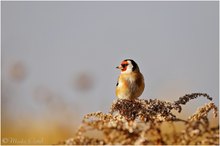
left=116, top=72, right=144, bottom=100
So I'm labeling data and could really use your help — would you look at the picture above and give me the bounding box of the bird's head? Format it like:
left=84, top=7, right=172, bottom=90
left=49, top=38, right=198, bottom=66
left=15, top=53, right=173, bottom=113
left=116, top=59, right=139, bottom=73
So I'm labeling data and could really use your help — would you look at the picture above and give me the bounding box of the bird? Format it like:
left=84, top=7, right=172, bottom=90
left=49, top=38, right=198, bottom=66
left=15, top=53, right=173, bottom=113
left=115, top=59, right=145, bottom=100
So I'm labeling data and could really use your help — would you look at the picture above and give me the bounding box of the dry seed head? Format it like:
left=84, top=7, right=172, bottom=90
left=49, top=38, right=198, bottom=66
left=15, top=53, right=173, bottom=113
left=61, top=93, right=219, bottom=145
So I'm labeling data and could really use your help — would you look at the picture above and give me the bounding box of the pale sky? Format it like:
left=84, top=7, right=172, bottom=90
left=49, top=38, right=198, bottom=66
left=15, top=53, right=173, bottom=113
left=2, top=1, right=219, bottom=123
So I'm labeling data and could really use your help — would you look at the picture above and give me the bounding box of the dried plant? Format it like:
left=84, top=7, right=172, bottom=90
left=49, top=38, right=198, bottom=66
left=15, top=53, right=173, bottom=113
left=61, top=93, right=219, bottom=145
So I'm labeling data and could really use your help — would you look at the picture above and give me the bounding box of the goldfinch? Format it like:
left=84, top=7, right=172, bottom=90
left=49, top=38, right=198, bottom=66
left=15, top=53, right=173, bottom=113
left=116, top=59, right=145, bottom=100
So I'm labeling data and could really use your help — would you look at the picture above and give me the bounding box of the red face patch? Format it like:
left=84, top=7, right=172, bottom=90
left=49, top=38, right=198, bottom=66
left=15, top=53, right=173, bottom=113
left=121, top=67, right=127, bottom=71
left=121, top=61, right=128, bottom=71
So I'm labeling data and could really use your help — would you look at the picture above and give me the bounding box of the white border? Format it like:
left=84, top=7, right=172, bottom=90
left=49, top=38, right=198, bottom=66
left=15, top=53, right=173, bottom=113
left=1, top=0, right=219, bottom=1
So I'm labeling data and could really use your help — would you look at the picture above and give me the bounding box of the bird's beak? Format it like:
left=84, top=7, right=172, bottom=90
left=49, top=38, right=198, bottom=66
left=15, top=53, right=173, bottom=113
left=116, top=65, right=123, bottom=69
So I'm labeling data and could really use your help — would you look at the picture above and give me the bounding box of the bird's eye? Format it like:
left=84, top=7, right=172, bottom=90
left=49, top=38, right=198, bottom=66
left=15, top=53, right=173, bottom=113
left=121, top=64, right=128, bottom=68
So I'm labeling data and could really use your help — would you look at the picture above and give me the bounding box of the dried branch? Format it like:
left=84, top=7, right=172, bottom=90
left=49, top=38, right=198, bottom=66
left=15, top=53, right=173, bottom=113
left=61, top=93, right=219, bottom=145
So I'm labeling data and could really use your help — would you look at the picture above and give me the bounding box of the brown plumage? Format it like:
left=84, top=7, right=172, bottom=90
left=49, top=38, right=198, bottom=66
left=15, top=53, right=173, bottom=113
left=116, top=59, right=145, bottom=100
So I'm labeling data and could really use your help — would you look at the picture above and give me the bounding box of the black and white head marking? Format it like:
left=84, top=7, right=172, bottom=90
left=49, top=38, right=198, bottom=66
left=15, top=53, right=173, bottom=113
left=122, top=59, right=139, bottom=73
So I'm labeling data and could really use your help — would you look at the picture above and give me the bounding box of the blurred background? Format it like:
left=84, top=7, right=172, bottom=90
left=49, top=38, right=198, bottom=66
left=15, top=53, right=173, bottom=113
left=1, top=1, right=219, bottom=144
